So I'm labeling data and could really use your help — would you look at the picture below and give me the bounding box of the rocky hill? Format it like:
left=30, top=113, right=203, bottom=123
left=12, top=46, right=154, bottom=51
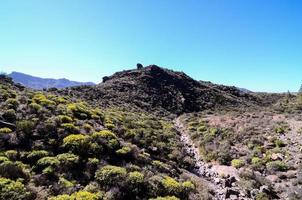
left=8, top=71, right=95, bottom=90
left=57, top=65, right=261, bottom=116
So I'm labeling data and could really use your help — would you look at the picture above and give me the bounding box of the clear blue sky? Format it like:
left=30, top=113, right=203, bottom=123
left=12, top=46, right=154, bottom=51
left=0, top=0, right=301, bottom=92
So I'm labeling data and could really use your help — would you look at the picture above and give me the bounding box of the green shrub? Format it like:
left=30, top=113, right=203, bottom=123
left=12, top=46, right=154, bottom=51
left=2, top=109, right=16, bottom=122
left=255, top=192, right=269, bottom=200
left=67, top=102, right=92, bottom=119
left=58, top=177, right=74, bottom=188
left=0, top=177, right=31, bottom=200
left=104, top=123, right=115, bottom=130
left=252, top=157, right=262, bottom=165
left=32, top=93, right=56, bottom=107
left=0, top=161, right=28, bottom=180
left=72, top=191, right=101, bottom=200
left=27, top=150, right=49, bottom=163
left=127, top=171, right=144, bottom=185
left=4, top=150, right=18, bottom=160
left=95, top=165, right=127, bottom=186
left=251, top=157, right=264, bottom=170
left=152, top=160, right=170, bottom=171
left=83, top=123, right=93, bottom=132
left=92, top=130, right=117, bottom=140
left=274, top=139, right=286, bottom=148
left=161, top=176, right=181, bottom=195
left=56, top=153, right=79, bottom=167
left=48, top=194, right=71, bottom=200
left=37, top=156, right=60, bottom=168
left=231, top=159, right=245, bottom=169
left=63, top=134, right=90, bottom=154
left=92, top=130, right=119, bottom=150
left=181, top=181, right=195, bottom=194
left=49, top=191, right=102, bottom=200
left=197, top=125, right=207, bottom=133
left=275, top=127, right=285, bottom=134
left=88, top=158, right=99, bottom=166
left=149, top=196, right=180, bottom=200
left=5, top=98, right=19, bottom=109
left=29, top=102, right=42, bottom=113
left=61, top=123, right=79, bottom=133
left=116, top=146, right=131, bottom=156
left=266, top=161, right=288, bottom=171
left=16, top=120, right=35, bottom=136
left=0, top=156, right=9, bottom=164
left=0, top=128, right=12, bottom=134
left=54, top=97, right=68, bottom=104
left=57, top=115, right=73, bottom=123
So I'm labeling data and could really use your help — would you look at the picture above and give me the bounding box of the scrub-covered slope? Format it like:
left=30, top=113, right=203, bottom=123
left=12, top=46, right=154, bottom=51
left=0, top=75, right=200, bottom=200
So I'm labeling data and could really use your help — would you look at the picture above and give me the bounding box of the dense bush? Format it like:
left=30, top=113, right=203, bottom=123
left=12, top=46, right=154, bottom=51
left=32, top=93, right=56, bottom=107
left=161, top=176, right=181, bottom=195
left=0, top=128, right=12, bottom=134
left=127, top=171, right=144, bottom=186
left=95, top=165, right=127, bottom=187
left=0, top=161, right=28, bottom=180
left=16, top=120, right=35, bottom=136
left=57, top=115, right=73, bottom=123
left=92, top=130, right=119, bottom=150
left=27, top=150, right=49, bottom=163
left=266, top=161, right=288, bottom=172
left=2, top=109, right=16, bottom=122
left=36, top=156, right=60, bottom=170
left=63, top=134, right=90, bottom=154
left=5, top=98, right=19, bottom=110
left=231, top=159, right=245, bottom=169
left=48, top=190, right=102, bottom=200
left=29, top=102, right=42, bottom=113
left=61, top=123, right=80, bottom=133
left=56, top=153, right=79, bottom=168
left=149, top=196, right=180, bottom=200
left=0, top=178, right=31, bottom=200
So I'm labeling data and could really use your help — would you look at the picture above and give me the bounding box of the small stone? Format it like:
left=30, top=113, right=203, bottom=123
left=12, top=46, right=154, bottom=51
left=271, top=153, right=284, bottom=161
left=226, top=188, right=240, bottom=198
left=260, top=185, right=270, bottom=193
left=281, top=170, right=297, bottom=179
left=266, top=175, right=279, bottom=182
left=225, top=176, right=236, bottom=187
left=214, top=178, right=221, bottom=184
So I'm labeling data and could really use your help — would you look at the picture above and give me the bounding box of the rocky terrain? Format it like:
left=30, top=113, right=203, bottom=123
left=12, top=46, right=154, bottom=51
left=54, top=65, right=271, bottom=118
left=0, top=65, right=301, bottom=200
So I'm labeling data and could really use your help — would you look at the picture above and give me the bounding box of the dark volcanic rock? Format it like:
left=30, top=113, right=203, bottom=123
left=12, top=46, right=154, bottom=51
left=57, top=65, right=261, bottom=115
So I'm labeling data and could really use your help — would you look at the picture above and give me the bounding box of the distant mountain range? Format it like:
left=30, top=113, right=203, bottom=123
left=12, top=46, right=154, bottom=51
left=8, top=71, right=95, bottom=89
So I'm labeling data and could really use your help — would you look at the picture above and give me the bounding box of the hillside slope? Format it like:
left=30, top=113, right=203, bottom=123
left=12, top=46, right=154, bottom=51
left=57, top=65, right=261, bottom=115
left=0, top=75, right=207, bottom=200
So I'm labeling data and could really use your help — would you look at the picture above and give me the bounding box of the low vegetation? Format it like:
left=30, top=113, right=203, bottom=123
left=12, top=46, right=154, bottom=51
left=0, top=77, right=197, bottom=199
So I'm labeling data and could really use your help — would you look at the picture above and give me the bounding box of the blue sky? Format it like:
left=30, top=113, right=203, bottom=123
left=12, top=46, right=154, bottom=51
left=0, top=0, right=301, bottom=92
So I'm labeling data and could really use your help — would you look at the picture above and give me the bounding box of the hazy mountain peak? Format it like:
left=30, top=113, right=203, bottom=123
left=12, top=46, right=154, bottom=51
left=8, top=71, right=95, bottom=90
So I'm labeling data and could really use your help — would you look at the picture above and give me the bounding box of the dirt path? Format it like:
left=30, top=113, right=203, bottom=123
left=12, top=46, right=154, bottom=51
left=174, top=116, right=249, bottom=200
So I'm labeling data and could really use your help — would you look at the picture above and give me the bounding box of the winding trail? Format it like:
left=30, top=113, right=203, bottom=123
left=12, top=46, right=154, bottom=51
left=174, top=116, right=249, bottom=200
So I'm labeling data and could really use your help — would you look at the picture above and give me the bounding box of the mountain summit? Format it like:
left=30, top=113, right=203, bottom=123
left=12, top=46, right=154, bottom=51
left=59, top=65, right=259, bottom=115
left=8, top=71, right=95, bottom=90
